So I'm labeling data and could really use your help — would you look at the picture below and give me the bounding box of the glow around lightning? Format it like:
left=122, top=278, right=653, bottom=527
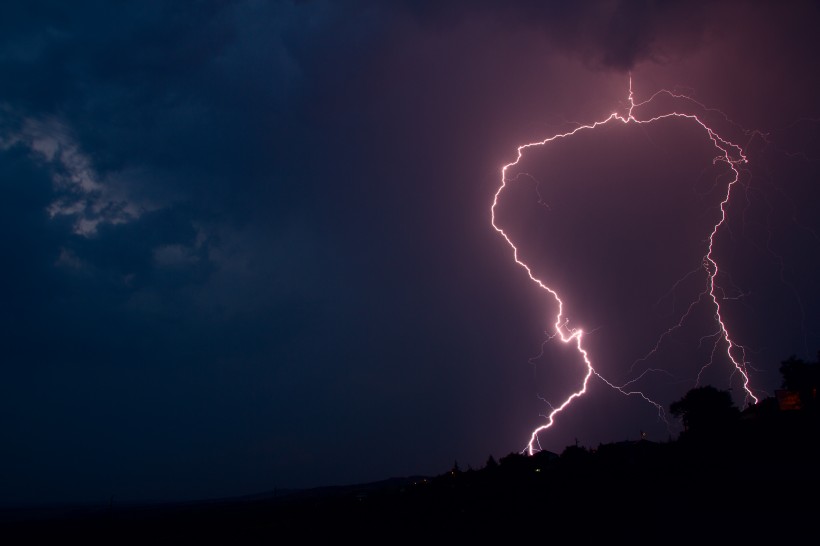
left=491, top=79, right=760, bottom=455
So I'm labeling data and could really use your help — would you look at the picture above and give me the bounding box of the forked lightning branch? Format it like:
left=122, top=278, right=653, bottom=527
left=491, top=78, right=760, bottom=454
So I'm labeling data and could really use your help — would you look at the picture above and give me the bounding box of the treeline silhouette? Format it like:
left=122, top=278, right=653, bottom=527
left=6, top=353, right=819, bottom=544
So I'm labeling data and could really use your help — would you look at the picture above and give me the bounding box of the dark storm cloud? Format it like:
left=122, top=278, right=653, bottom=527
left=0, top=0, right=385, bottom=503
left=0, top=0, right=720, bottom=306
left=398, top=0, right=713, bottom=70
left=0, top=1, right=361, bottom=308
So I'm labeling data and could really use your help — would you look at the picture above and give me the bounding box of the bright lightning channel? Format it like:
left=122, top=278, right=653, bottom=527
left=491, top=78, right=760, bottom=456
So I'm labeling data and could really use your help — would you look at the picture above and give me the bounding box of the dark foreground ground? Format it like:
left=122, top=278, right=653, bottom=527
left=3, top=409, right=817, bottom=544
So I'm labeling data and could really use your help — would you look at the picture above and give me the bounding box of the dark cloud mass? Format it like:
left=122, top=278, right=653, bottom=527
left=399, top=0, right=714, bottom=69
left=1, top=0, right=819, bottom=505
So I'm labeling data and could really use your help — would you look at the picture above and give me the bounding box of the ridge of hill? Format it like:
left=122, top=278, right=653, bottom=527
left=3, top=399, right=817, bottom=544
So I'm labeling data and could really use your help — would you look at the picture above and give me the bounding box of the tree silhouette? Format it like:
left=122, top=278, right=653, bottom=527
left=669, top=385, right=739, bottom=438
left=451, top=459, right=461, bottom=475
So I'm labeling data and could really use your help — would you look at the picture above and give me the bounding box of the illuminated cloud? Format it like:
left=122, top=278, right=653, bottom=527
left=1, top=110, right=155, bottom=235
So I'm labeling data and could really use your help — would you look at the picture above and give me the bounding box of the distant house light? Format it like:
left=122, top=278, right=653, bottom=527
left=775, top=389, right=802, bottom=411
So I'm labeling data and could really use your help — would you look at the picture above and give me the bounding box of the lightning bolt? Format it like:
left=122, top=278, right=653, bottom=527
left=491, top=77, right=760, bottom=455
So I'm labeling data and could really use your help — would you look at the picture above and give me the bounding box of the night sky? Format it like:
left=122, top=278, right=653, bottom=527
left=3, top=0, right=820, bottom=505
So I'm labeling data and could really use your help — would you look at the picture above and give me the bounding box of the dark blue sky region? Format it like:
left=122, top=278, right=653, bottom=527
left=2, top=0, right=819, bottom=505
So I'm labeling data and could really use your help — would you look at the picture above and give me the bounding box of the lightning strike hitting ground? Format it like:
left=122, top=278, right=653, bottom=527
left=491, top=79, right=761, bottom=455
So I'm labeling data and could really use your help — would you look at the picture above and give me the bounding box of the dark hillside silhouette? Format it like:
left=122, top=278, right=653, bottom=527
left=4, top=353, right=818, bottom=544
